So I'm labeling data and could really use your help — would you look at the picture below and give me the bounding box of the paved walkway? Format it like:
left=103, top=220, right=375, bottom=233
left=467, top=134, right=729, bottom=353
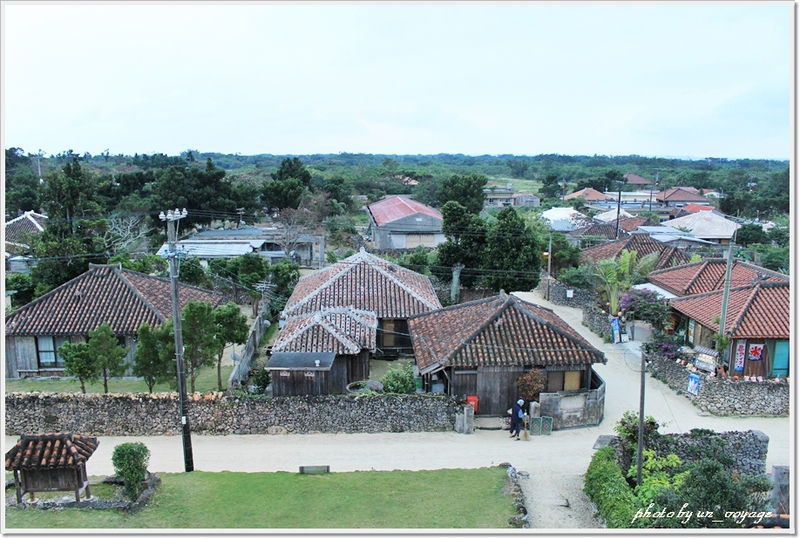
left=5, top=289, right=790, bottom=530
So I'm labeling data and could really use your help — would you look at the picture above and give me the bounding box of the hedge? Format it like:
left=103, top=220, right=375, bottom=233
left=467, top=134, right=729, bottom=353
left=584, top=446, right=641, bottom=528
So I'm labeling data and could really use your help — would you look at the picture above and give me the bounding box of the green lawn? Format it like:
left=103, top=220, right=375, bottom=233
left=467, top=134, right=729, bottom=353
left=5, top=468, right=516, bottom=529
left=5, top=365, right=234, bottom=395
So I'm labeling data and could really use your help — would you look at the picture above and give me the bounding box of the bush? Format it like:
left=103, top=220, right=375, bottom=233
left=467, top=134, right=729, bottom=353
left=250, top=368, right=271, bottom=394
left=516, top=369, right=545, bottom=402
left=584, top=446, right=641, bottom=528
left=557, top=265, right=593, bottom=289
left=381, top=363, right=415, bottom=394
left=112, top=442, right=151, bottom=501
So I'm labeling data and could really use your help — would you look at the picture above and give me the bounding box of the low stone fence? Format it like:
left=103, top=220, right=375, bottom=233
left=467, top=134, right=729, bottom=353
left=582, top=306, right=612, bottom=341
left=5, top=392, right=462, bottom=436
left=645, top=351, right=790, bottom=417
left=536, top=274, right=598, bottom=309
left=610, top=429, right=769, bottom=477
left=539, top=369, right=606, bottom=430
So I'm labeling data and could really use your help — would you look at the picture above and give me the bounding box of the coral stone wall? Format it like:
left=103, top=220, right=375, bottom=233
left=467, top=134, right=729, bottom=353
left=536, top=274, right=598, bottom=309
left=645, top=352, right=790, bottom=417
left=5, top=392, right=461, bottom=436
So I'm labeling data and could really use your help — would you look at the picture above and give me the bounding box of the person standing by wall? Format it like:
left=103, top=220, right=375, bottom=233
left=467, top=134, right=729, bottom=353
left=509, top=398, right=524, bottom=440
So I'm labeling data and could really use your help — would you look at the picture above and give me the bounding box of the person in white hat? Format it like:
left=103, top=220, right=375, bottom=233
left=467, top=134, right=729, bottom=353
left=509, top=398, right=525, bottom=440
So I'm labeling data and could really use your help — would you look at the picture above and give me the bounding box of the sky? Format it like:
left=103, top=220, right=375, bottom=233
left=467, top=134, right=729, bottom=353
left=1, top=2, right=793, bottom=160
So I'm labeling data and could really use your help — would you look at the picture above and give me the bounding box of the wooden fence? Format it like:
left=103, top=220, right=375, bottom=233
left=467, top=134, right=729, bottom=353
left=227, top=313, right=269, bottom=389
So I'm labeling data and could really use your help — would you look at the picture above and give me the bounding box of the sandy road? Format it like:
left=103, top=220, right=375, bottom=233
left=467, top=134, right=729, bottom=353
left=5, top=290, right=791, bottom=531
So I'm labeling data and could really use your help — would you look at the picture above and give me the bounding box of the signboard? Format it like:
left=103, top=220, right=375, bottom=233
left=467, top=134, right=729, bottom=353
left=611, top=317, right=621, bottom=344
left=694, top=354, right=717, bottom=373
left=748, top=343, right=764, bottom=362
left=734, top=340, right=746, bottom=372
left=687, top=320, right=695, bottom=344
left=687, top=373, right=701, bottom=396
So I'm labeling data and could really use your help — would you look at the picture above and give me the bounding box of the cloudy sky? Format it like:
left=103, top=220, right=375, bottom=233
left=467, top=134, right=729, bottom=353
left=2, top=2, right=792, bottom=160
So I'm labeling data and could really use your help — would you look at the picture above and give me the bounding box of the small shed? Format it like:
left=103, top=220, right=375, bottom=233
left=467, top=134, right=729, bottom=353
left=5, top=432, right=99, bottom=503
left=266, top=352, right=340, bottom=396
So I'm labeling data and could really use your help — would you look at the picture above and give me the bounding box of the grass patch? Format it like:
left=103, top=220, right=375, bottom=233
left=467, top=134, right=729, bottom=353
left=5, top=366, right=234, bottom=395
left=6, top=468, right=516, bottom=529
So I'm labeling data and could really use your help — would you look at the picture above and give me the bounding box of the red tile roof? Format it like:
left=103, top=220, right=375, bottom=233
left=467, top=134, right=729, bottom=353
left=273, top=307, right=377, bottom=354
left=368, top=196, right=442, bottom=227
left=5, top=211, right=47, bottom=253
left=6, top=433, right=99, bottom=471
left=564, top=187, right=608, bottom=202
left=624, top=173, right=653, bottom=185
left=283, top=249, right=442, bottom=319
left=657, top=188, right=710, bottom=204
left=647, top=259, right=788, bottom=297
left=408, top=292, right=605, bottom=372
left=5, top=264, right=224, bottom=336
left=579, top=234, right=690, bottom=269
left=669, top=281, right=789, bottom=339
left=683, top=203, right=714, bottom=213
left=568, top=223, right=627, bottom=241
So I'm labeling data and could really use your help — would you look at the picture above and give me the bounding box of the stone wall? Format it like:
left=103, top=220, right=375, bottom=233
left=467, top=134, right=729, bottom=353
left=539, top=370, right=606, bottom=430
left=582, top=306, right=613, bottom=341
left=5, top=392, right=462, bottom=436
left=536, top=274, right=598, bottom=309
left=610, top=429, right=770, bottom=477
left=645, top=352, right=790, bottom=417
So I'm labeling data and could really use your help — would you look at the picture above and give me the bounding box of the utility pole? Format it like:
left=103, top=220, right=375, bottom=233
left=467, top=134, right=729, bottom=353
left=718, top=232, right=736, bottom=370
left=159, top=208, right=194, bottom=472
left=614, top=181, right=623, bottom=239
left=544, top=234, right=552, bottom=301
left=636, top=349, right=646, bottom=486
left=37, top=149, right=44, bottom=181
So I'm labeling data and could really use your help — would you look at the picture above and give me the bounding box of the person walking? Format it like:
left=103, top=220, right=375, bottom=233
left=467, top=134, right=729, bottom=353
left=509, top=398, right=524, bottom=440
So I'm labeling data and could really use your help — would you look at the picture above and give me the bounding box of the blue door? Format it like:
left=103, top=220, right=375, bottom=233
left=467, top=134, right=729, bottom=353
left=771, top=341, right=789, bottom=377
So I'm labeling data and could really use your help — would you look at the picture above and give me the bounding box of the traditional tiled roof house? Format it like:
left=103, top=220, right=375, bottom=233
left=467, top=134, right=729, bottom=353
left=5, top=263, right=224, bottom=379
left=656, top=187, right=712, bottom=207
left=564, top=187, right=608, bottom=203
left=669, top=281, right=789, bottom=379
left=647, top=259, right=788, bottom=298
left=408, top=292, right=607, bottom=427
left=282, top=249, right=442, bottom=356
left=623, top=173, right=653, bottom=186
left=5, top=211, right=47, bottom=255
left=268, top=307, right=377, bottom=395
left=579, top=234, right=690, bottom=270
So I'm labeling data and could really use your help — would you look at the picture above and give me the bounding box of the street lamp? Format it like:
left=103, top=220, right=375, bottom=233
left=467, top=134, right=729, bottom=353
left=159, top=208, right=194, bottom=472
left=649, top=181, right=659, bottom=212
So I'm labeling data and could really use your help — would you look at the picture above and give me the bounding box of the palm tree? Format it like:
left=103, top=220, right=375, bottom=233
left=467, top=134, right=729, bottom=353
left=589, top=249, right=658, bottom=315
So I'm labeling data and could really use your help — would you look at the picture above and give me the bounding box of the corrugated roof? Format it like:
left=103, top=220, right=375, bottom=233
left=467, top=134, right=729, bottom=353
left=368, top=196, right=442, bottom=227
left=408, top=292, right=605, bottom=371
left=283, top=249, right=441, bottom=319
left=5, top=264, right=224, bottom=336
left=6, top=433, right=99, bottom=471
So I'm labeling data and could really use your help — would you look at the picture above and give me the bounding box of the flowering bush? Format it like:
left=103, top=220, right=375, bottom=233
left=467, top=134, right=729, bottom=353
left=643, top=331, right=686, bottom=362
left=619, top=289, right=671, bottom=331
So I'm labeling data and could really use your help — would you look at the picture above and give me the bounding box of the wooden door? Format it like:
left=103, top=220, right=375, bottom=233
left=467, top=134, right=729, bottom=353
left=476, top=366, right=526, bottom=416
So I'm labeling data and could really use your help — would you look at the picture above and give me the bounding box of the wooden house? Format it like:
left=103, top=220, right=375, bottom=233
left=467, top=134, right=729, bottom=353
left=5, top=432, right=99, bottom=503
left=266, top=352, right=339, bottom=396
left=282, top=249, right=441, bottom=356
left=5, top=263, right=223, bottom=379
left=408, top=291, right=607, bottom=427
left=270, top=307, right=377, bottom=393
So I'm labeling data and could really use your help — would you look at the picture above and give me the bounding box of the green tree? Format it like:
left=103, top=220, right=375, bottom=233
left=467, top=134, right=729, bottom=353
left=212, top=303, right=249, bottom=391
left=181, top=301, right=222, bottom=393
left=5, top=273, right=36, bottom=309
left=482, top=206, right=541, bottom=292
left=178, top=257, right=207, bottom=288
left=88, top=322, right=129, bottom=393
left=237, top=253, right=270, bottom=317
left=132, top=322, right=174, bottom=393
left=263, top=157, right=312, bottom=211
left=108, top=253, right=167, bottom=275
left=59, top=341, right=96, bottom=394
left=735, top=224, right=768, bottom=247
left=506, top=159, right=530, bottom=178
left=437, top=173, right=487, bottom=214
left=433, top=201, right=488, bottom=287
left=588, top=250, right=658, bottom=315
left=112, top=442, right=151, bottom=501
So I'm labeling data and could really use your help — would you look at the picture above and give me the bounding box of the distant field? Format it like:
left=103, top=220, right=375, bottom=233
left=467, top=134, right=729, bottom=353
left=5, top=468, right=517, bottom=529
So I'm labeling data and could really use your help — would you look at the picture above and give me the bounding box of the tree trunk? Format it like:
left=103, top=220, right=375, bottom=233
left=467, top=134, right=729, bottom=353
left=217, top=354, right=223, bottom=391
left=80, top=379, right=86, bottom=394
left=103, top=371, right=109, bottom=393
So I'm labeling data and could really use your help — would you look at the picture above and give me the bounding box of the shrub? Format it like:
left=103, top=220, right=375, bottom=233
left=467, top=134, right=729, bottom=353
left=251, top=368, right=272, bottom=394
left=112, top=442, right=151, bottom=501
left=516, top=369, right=546, bottom=402
left=381, top=363, right=415, bottom=394
left=557, top=265, right=593, bottom=289
left=584, top=446, right=641, bottom=528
